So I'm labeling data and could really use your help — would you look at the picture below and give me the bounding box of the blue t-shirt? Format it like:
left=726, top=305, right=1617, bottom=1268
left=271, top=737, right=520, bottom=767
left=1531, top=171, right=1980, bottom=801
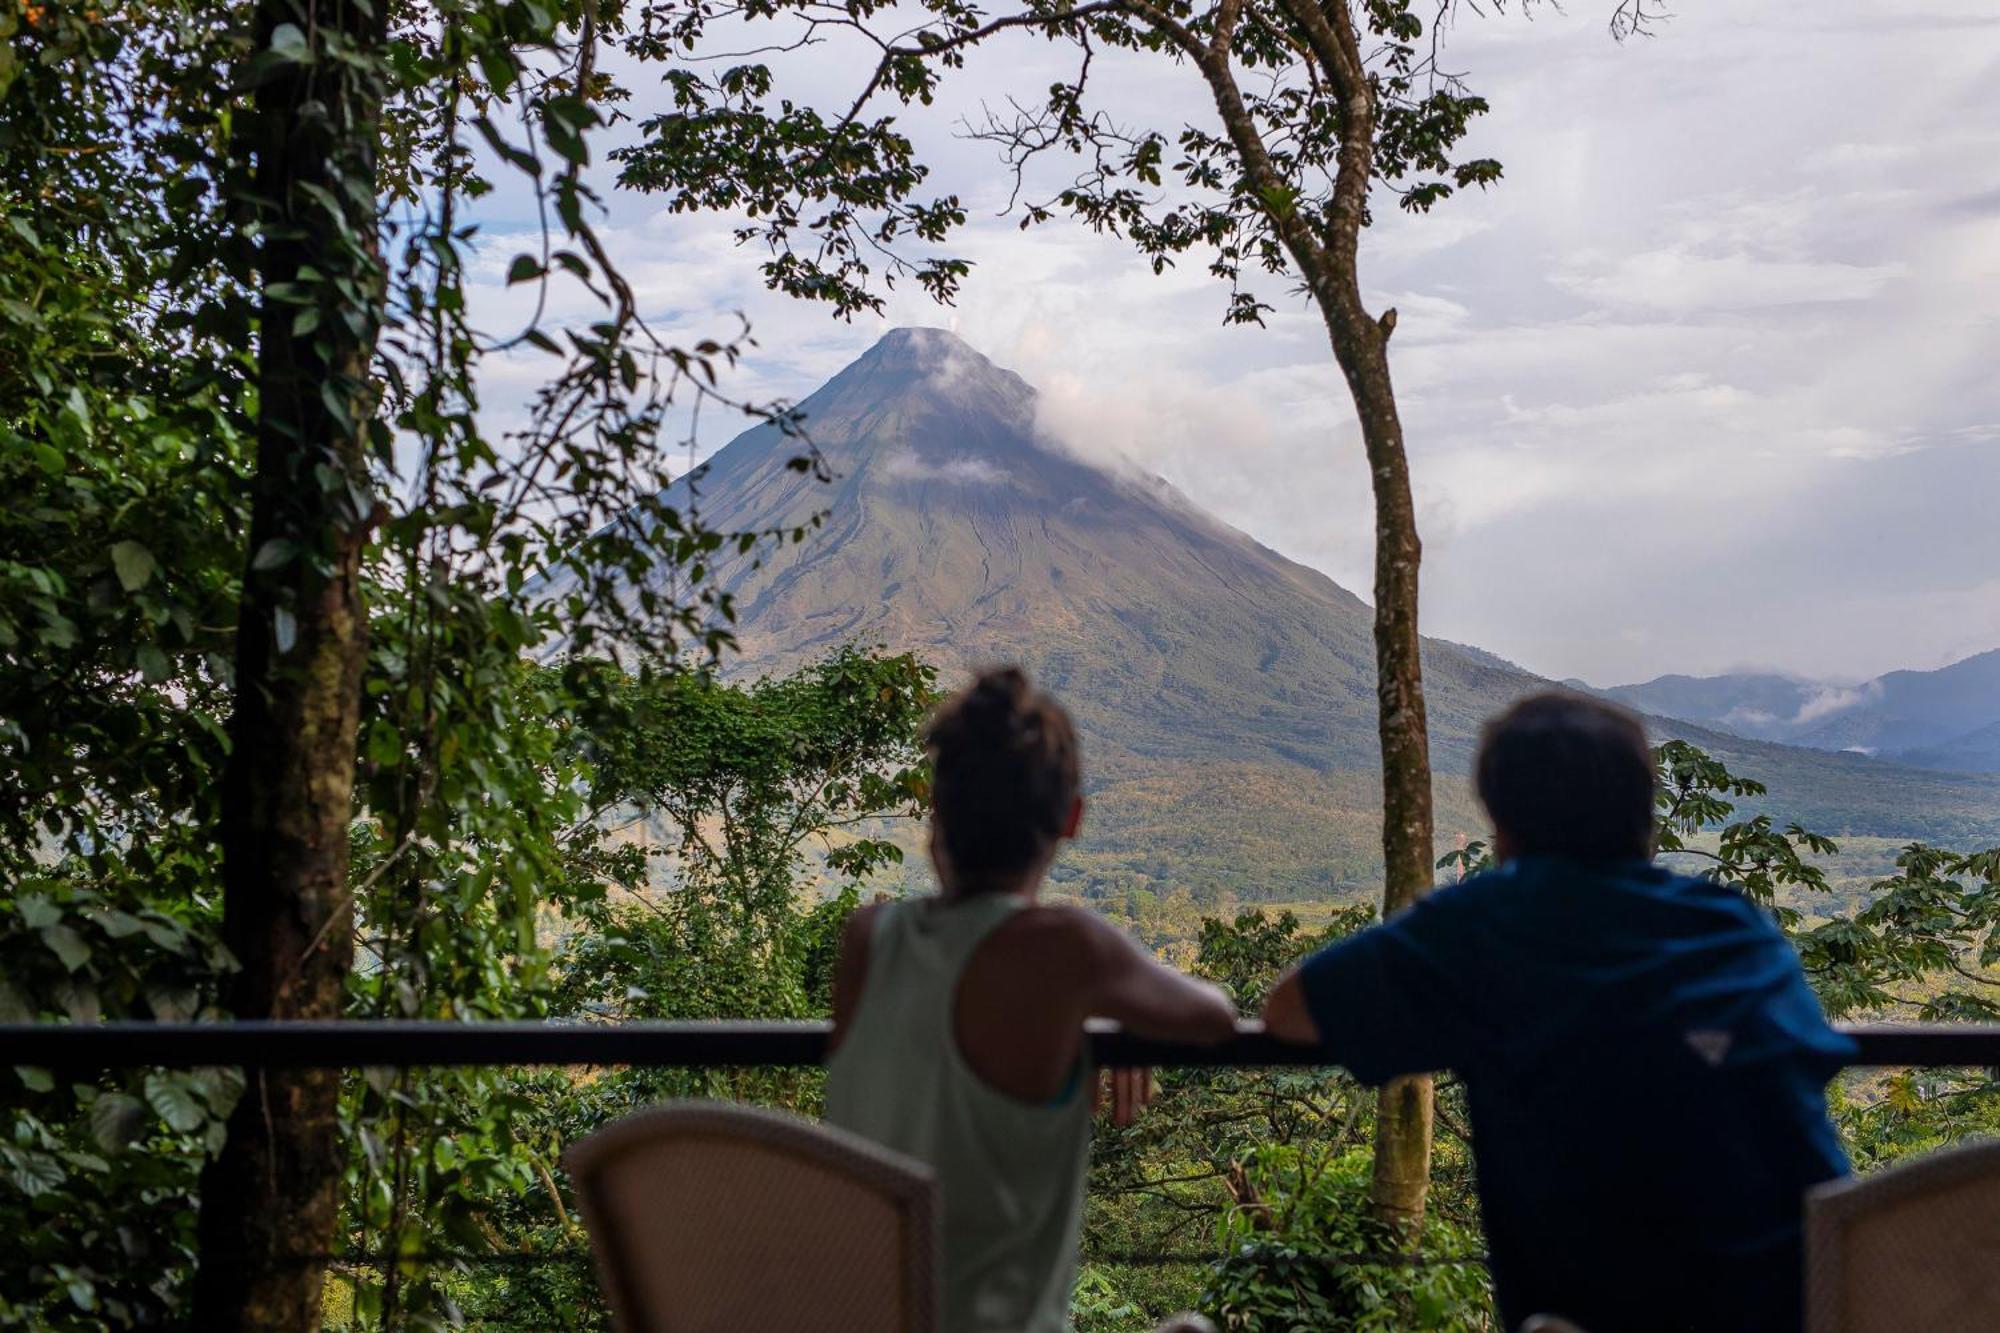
left=1298, top=856, right=1853, bottom=1333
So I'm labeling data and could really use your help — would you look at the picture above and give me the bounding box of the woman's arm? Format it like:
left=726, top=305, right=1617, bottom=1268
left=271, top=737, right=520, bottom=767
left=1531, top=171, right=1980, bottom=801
left=827, top=901, right=884, bottom=1054
left=1071, top=909, right=1239, bottom=1043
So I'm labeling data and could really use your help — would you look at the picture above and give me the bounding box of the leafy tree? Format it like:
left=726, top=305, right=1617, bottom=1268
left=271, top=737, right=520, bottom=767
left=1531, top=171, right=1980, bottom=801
left=1200, top=1148, right=1492, bottom=1331
left=612, top=0, right=1657, bottom=1228
left=554, top=647, right=936, bottom=1022
left=4, top=0, right=824, bottom=1322
left=408, top=649, right=938, bottom=1329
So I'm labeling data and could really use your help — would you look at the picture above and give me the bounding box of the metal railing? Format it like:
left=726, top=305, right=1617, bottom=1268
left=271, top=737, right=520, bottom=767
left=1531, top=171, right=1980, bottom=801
left=7, top=1018, right=1995, bottom=1326
left=4, top=1019, right=1998, bottom=1068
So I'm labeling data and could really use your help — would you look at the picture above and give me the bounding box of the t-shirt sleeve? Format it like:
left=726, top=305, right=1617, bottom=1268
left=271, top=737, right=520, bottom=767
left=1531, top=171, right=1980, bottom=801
left=1296, top=889, right=1488, bottom=1085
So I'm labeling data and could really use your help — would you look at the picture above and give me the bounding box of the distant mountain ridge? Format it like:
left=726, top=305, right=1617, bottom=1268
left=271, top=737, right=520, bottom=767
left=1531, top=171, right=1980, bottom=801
left=1596, top=650, right=2000, bottom=774
left=630, top=328, right=2000, bottom=898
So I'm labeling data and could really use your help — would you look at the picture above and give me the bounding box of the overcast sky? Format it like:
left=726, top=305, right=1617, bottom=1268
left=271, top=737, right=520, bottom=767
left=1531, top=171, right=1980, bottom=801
left=468, top=0, right=2000, bottom=688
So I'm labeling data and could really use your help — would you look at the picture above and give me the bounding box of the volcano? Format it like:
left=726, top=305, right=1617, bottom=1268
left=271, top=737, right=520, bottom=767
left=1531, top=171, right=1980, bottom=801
left=684, top=328, right=1527, bottom=766
left=645, top=328, right=2000, bottom=899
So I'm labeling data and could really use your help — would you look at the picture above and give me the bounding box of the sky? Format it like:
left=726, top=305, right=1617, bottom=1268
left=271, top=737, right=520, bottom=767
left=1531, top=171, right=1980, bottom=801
left=464, top=0, right=2000, bottom=688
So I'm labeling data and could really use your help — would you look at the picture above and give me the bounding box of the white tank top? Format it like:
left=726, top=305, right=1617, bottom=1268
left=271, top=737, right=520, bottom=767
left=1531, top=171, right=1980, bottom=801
left=825, top=895, right=1093, bottom=1333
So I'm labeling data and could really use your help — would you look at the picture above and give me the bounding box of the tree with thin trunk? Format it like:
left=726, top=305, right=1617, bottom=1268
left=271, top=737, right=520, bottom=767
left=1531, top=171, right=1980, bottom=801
left=617, top=0, right=1642, bottom=1228
left=176, top=0, right=806, bottom=1323
left=192, top=0, right=388, bottom=1322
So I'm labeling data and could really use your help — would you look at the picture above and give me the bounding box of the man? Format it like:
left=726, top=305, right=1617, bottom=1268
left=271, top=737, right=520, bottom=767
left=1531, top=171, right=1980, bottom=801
left=1262, top=692, right=1852, bottom=1333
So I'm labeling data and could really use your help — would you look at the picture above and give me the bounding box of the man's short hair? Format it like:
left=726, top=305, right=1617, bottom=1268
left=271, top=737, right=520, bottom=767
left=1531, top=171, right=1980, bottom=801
left=1475, top=691, right=1658, bottom=861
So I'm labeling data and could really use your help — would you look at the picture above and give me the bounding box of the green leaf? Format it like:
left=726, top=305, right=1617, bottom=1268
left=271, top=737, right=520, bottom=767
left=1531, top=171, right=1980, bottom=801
left=268, top=22, right=312, bottom=62
left=143, top=1072, right=207, bottom=1133
left=146, top=984, right=200, bottom=1021
left=506, top=255, right=545, bottom=285
left=95, top=908, right=144, bottom=939
left=6, top=1148, right=65, bottom=1197
left=273, top=605, right=297, bottom=653
left=40, top=924, right=92, bottom=972
left=56, top=979, right=100, bottom=1023
left=14, top=1065, right=52, bottom=1093
left=138, top=915, right=187, bottom=951
left=252, top=538, right=300, bottom=571
left=110, top=540, right=157, bottom=592
left=136, top=643, right=171, bottom=682
left=89, top=1092, right=149, bottom=1152
left=16, top=894, right=61, bottom=930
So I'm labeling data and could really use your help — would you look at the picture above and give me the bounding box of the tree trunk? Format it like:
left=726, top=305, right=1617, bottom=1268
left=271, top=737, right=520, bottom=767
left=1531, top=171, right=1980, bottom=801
left=1188, top=0, right=1439, bottom=1232
left=1329, top=239, right=1438, bottom=1241
left=193, top=0, right=385, bottom=1325
left=1322, top=293, right=1437, bottom=1236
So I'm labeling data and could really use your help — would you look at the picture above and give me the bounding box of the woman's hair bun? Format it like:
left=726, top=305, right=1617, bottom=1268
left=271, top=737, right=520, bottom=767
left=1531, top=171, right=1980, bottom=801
left=923, top=666, right=1081, bottom=886
left=950, top=667, right=1036, bottom=745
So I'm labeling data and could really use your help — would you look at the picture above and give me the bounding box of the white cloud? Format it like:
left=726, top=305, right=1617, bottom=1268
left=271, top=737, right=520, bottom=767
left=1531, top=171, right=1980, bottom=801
left=1793, top=682, right=1881, bottom=727
left=880, top=452, right=1010, bottom=486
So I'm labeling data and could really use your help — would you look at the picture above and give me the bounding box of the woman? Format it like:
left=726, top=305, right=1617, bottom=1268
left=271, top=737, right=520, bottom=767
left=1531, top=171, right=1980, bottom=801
left=826, top=667, right=1236, bottom=1332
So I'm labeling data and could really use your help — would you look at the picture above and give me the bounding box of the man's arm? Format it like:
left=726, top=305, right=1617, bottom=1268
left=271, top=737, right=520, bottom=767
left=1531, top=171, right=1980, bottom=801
left=1254, top=896, right=1482, bottom=1081
left=1259, top=965, right=1321, bottom=1045
left=1071, top=909, right=1239, bottom=1043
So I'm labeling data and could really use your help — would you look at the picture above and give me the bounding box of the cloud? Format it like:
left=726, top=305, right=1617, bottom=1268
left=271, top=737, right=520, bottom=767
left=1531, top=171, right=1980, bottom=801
left=879, top=452, right=1009, bottom=486
left=1552, top=249, right=1905, bottom=312
left=1723, top=707, right=1780, bottom=730
left=1792, top=682, right=1882, bottom=726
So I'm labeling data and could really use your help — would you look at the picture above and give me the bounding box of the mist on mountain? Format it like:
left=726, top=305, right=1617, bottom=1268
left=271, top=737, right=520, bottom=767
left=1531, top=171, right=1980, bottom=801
left=1600, top=650, right=2000, bottom=774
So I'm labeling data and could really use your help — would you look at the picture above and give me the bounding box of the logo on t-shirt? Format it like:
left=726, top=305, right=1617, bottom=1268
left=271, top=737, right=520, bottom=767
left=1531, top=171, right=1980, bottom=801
left=1685, top=1029, right=1733, bottom=1067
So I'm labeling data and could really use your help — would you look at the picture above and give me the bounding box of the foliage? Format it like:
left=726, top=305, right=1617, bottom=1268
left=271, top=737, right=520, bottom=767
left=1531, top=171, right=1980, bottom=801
left=2, top=33, right=251, bottom=1306
left=581, top=647, right=937, bottom=902
left=1202, top=1148, right=1491, bottom=1331
left=0, top=875, right=238, bottom=1328
left=1076, top=906, right=1489, bottom=1329
left=3, top=0, right=829, bottom=1318
left=395, top=649, right=937, bottom=1329
left=555, top=648, right=935, bottom=1022
left=612, top=0, right=1501, bottom=324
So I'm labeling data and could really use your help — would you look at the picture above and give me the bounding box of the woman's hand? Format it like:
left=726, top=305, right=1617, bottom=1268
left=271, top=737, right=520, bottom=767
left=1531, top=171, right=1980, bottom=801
left=1094, top=1066, right=1156, bottom=1127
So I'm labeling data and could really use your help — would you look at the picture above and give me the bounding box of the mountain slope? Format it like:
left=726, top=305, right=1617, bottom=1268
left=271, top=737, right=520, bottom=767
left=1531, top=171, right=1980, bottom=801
left=649, top=328, right=2000, bottom=898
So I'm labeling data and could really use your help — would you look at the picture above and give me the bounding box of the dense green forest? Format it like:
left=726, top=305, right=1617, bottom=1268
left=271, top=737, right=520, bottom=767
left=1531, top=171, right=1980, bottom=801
left=4, top=0, right=1998, bottom=1329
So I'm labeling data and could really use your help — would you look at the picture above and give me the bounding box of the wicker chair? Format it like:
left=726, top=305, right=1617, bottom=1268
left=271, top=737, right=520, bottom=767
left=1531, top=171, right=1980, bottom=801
left=565, top=1102, right=939, bottom=1333
left=1805, top=1138, right=2000, bottom=1332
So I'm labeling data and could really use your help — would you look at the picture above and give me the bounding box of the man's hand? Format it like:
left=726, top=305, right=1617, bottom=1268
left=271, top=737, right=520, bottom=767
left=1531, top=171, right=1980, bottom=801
left=1094, top=1066, right=1156, bottom=1127
left=1260, top=967, right=1321, bottom=1045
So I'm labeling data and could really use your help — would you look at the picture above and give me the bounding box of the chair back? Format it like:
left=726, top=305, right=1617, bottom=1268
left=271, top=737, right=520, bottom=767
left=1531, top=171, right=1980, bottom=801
left=1806, top=1138, right=2000, bottom=1332
left=565, top=1102, right=938, bottom=1333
